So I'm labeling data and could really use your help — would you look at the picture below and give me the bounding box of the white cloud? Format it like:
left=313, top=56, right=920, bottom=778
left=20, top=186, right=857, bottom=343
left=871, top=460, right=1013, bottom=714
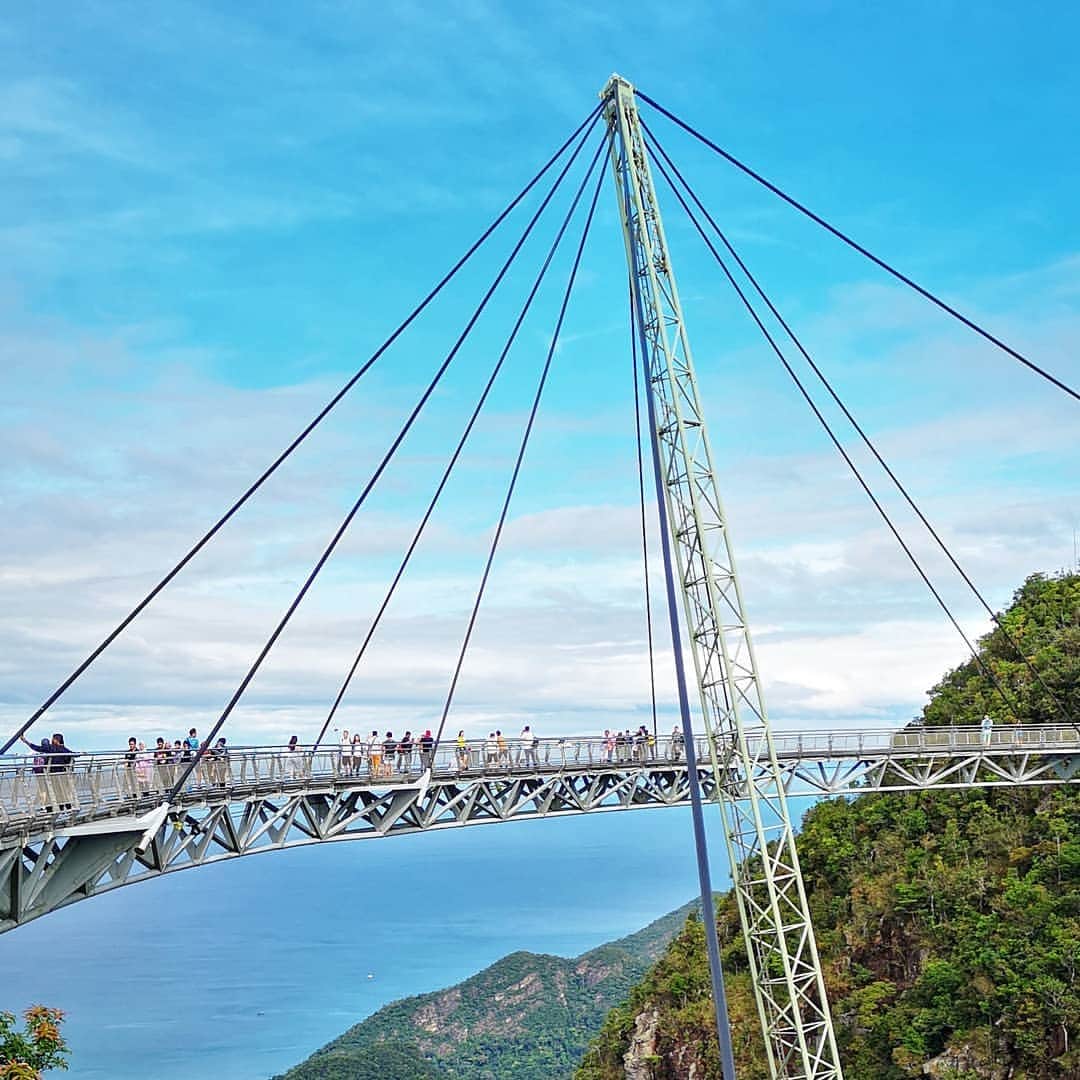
left=1, top=19, right=1077, bottom=755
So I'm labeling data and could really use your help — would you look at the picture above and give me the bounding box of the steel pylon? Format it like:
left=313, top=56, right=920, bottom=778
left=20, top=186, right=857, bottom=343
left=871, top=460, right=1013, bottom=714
left=603, top=75, right=844, bottom=1080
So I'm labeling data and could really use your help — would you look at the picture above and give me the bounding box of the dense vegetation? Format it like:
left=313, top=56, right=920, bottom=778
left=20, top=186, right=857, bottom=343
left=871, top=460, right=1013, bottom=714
left=578, top=571, right=1080, bottom=1079
left=274, top=902, right=696, bottom=1080
left=0, top=1006, right=69, bottom=1078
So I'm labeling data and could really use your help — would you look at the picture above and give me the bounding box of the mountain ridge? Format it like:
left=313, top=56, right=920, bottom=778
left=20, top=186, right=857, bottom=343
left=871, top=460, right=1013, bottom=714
left=272, top=899, right=700, bottom=1080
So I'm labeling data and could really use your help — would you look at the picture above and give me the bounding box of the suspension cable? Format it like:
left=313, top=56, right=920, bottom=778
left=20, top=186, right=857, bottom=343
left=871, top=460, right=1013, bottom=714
left=630, top=281, right=659, bottom=741
left=432, top=147, right=608, bottom=755
left=645, top=141, right=1022, bottom=720
left=1, top=102, right=606, bottom=757
left=644, top=122, right=1076, bottom=728
left=313, top=136, right=610, bottom=749
left=165, top=125, right=603, bottom=800
left=635, top=90, right=1080, bottom=404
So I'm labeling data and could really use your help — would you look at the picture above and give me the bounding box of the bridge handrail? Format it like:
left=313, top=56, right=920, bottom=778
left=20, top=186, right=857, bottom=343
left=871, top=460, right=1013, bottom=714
left=3, top=723, right=1075, bottom=766
left=768, top=723, right=1079, bottom=757
left=1, top=725, right=1076, bottom=826
left=0, top=734, right=695, bottom=823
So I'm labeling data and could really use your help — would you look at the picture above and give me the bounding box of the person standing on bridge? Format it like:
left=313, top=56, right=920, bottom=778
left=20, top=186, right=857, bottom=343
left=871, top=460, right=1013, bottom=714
left=368, top=731, right=382, bottom=778
left=419, top=730, right=434, bottom=772
left=670, top=724, right=684, bottom=762
left=339, top=729, right=352, bottom=776
left=521, top=725, right=539, bottom=768
left=210, top=737, right=228, bottom=787
left=123, top=736, right=139, bottom=798
left=456, top=730, right=469, bottom=771
left=153, top=736, right=171, bottom=790
left=981, top=713, right=994, bottom=746
left=135, top=741, right=153, bottom=796
left=21, top=733, right=55, bottom=812
left=351, top=733, right=364, bottom=776
left=398, top=731, right=413, bottom=775
left=285, top=734, right=301, bottom=779
left=50, top=733, right=75, bottom=810
left=183, top=728, right=199, bottom=761
left=382, top=732, right=397, bottom=778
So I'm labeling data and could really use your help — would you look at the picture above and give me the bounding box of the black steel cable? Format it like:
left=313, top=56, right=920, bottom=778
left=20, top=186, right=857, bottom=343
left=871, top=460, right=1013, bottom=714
left=645, top=141, right=1022, bottom=720
left=165, top=125, right=603, bottom=800
left=630, top=281, right=660, bottom=741
left=619, top=149, right=737, bottom=1080
left=432, top=148, right=608, bottom=756
left=635, top=89, right=1080, bottom=404
left=1, top=102, right=606, bottom=758
left=313, top=137, right=610, bottom=750
left=644, top=122, right=1076, bottom=729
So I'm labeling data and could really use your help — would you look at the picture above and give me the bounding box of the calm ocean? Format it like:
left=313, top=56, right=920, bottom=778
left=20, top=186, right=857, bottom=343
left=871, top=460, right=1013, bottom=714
left=3, top=807, right=730, bottom=1079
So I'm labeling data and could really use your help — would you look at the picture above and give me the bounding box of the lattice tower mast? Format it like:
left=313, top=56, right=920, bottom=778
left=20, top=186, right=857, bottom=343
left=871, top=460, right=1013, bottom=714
left=603, top=75, right=843, bottom=1080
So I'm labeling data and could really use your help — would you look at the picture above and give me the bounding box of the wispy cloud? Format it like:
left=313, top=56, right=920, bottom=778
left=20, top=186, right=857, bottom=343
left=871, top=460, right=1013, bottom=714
left=0, top=268, right=1073, bottom=749
left=2, top=4, right=1076, bottom=750
left=0, top=77, right=165, bottom=170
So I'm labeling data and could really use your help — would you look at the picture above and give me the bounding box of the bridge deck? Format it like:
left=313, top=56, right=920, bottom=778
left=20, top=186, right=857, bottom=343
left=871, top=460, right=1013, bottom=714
left=1, top=725, right=1077, bottom=932
left=3, top=725, right=1078, bottom=831
left=10, top=734, right=677, bottom=829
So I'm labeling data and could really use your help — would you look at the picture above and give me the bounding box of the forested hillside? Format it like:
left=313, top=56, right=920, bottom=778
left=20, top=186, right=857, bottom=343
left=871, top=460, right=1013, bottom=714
left=273, top=901, right=697, bottom=1080
left=578, top=571, right=1080, bottom=1079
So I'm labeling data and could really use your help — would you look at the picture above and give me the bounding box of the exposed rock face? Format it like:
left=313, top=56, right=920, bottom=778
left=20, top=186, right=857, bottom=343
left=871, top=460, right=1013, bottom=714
left=414, top=987, right=461, bottom=1034
left=923, top=1037, right=1010, bottom=1079
left=623, top=1008, right=661, bottom=1080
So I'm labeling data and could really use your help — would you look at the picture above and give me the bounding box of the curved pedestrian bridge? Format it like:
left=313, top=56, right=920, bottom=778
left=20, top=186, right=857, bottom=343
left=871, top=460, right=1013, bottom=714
left=1, top=725, right=1077, bottom=932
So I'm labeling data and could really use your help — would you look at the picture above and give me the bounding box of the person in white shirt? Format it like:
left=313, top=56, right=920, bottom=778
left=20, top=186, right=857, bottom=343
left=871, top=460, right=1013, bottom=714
left=521, top=725, right=539, bottom=768
left=285, top=734, right=301, bottom=779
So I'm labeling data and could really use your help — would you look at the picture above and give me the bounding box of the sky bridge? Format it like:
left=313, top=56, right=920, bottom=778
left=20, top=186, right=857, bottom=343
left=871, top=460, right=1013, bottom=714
left=2, top=724, right=1076, bottom=934
left=3, top=72, right=1076, bottom=1080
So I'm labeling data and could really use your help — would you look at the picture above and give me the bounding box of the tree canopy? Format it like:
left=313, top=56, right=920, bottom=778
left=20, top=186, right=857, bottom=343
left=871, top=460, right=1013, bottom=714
left=579, top=570, right=1080, bottom=1079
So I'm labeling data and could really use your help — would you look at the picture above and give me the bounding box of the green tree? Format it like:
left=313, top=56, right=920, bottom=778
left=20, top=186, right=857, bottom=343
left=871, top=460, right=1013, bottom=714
left=578, top=570, right=1080, bottom=1079
left=0, top=1007, right=70, bottom=1079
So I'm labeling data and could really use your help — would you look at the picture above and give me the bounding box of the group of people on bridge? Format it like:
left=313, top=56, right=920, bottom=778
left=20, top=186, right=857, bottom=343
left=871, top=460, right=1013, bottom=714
left=16, top=726, right=232, bottom=809
left=3, top=722, right=693, bottom=817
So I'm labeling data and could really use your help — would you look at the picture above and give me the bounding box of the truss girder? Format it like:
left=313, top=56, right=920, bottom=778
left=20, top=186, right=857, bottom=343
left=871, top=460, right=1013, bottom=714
left=771, top=747, right=1080, bottom=796
left=0, top=765, right=699, bottom=932
left=605, top=74, right=841, bottom=1078
left=1, top=748, right=1076, bottom=932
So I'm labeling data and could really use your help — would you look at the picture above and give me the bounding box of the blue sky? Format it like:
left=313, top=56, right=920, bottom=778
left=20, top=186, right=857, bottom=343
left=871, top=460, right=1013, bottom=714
left=1, top=1, right=1078, bottom=748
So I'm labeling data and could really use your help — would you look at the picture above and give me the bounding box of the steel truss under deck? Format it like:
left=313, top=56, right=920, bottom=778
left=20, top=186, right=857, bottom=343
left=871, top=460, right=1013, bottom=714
left=2, top=736, right=1077, bottom=933
left=605, top=74, right=840, bottom=1079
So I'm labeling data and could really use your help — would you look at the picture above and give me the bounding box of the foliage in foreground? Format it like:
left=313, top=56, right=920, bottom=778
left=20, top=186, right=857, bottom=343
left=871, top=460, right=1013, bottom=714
left=578, top=571, right=1080, bottom=1079
left=0, top=1007, right=69, bottom=1079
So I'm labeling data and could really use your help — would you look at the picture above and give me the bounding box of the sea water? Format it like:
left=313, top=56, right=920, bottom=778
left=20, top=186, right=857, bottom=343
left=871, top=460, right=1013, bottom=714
left=3, top=807, right=729, bottom=1079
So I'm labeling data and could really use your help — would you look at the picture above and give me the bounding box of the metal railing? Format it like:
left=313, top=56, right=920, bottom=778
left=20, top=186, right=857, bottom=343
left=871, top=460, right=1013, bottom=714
left=1, top=725, right=1076, bottom=827
left=768, top=723, right=1080, bottom=759
left=0, top=734, right=699, bottom=825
